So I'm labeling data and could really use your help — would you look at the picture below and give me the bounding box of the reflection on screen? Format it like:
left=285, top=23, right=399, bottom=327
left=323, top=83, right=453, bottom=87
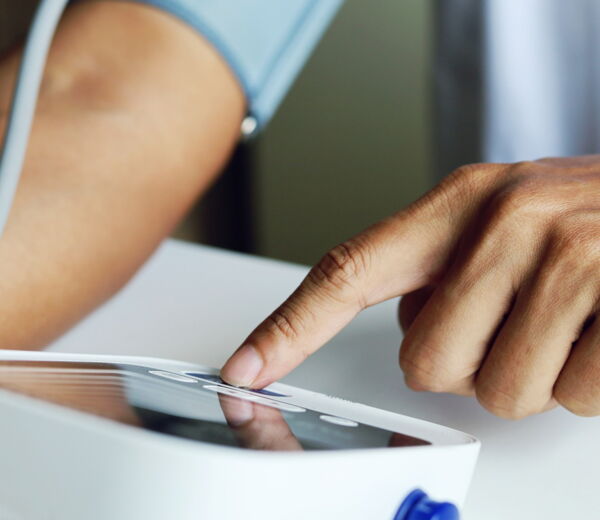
left=0, top=361, right=429, bottom=451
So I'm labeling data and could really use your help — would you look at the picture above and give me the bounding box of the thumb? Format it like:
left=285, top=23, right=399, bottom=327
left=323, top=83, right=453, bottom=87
left=220, top=164, right=502, bottom=388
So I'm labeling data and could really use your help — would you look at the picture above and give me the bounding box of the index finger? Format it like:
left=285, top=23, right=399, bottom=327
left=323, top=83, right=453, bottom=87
left=221, top=165, right=503, bottom=388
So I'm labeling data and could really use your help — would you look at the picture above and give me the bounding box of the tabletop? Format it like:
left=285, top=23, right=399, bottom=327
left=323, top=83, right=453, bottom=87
left=50, top=239, right=599, bottom=520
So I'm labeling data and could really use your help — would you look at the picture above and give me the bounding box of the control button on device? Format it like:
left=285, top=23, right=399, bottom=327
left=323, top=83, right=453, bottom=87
left=202, top=385, right=305, bottom=413
left=394, top=489, right=459, bottom=520
left=148, top=370, right=198, bottom=383
left=185, top=372, right=290, bottom=397
left=319, top=415, right=358, bottom=427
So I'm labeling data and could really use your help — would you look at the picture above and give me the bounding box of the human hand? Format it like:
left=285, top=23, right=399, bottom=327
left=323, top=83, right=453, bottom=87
left=221, top=156, right=600, bottom=419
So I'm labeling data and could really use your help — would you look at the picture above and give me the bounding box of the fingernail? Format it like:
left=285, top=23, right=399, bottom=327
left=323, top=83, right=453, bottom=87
left=221, top=344, right=263, bottom=388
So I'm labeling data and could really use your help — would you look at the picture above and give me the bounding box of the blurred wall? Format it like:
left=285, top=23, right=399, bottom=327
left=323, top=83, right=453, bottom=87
left=254, top=0, right=434, bottom=265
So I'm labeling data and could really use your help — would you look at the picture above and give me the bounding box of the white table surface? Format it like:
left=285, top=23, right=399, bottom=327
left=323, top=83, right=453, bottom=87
left=50, top=239, right=598, bottom=520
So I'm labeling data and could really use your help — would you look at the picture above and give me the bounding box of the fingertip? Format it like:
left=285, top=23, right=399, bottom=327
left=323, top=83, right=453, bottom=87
left=220, top=344, right=264, bottom=388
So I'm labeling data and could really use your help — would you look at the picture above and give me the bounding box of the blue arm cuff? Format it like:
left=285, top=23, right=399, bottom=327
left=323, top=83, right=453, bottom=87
left=128, top=0, right=343, bottom=133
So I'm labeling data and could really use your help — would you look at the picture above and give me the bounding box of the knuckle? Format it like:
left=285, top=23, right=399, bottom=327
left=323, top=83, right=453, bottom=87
left=309, top=240, right=370, bottom=303
left=490, top=179, right=553, bottom=223
left=400, top=350, right=455, bottom=393
left=476, top=383, right=542, bottom=420
left=533, top=156, right=555, bottom=164
left=510, top=160, right=540, bottom=175
left=554, top=382, right=600, bottom=417
left=551, top=218, right=600, bottom=263
left=447, top=163, right=482, bottom=186
left=441, top=163, right=501, bottom=201
left=449, top=162, right=502, bottom=185
left=266, top=306, right=303, bottom=343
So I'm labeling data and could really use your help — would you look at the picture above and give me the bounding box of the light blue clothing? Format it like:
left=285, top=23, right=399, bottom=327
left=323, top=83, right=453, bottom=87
left=130, top=1, right=599, bottom=164
left=437, top=0, right=600, bottom=174
left=484, top=0, right=600, bottom=163
left=130, top=0, right=343, bottom=132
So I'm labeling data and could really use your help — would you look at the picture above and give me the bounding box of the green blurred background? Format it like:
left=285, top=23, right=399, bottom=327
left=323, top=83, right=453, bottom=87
left=252, top=0, right=434, bottom=265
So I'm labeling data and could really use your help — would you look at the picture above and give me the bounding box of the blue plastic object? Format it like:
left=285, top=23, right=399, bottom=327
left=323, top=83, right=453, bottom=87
left=394, top=489, right=459, bottom=520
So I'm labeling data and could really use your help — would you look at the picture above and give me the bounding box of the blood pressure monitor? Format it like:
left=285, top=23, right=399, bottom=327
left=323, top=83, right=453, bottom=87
left=0, top=350, right=479, bottom=520
left=0, top=0, right=480, bottom=516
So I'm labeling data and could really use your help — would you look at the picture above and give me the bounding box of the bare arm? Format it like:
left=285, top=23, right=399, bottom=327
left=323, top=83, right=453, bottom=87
left=0, top=1, right=244, bottom=348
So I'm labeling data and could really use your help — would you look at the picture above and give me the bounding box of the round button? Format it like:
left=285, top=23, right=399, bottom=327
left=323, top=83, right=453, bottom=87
left=319, top=415, right=358, bottom=427
left=148, top=370, right=198, bottom=383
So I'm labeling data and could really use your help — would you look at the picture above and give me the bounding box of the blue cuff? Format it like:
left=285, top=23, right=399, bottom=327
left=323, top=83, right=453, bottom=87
left=127, top=0, right=343, bottom=132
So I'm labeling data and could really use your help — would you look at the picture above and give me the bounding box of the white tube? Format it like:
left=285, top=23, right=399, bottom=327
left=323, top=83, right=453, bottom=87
left=0, top=0, right=70, bottom=237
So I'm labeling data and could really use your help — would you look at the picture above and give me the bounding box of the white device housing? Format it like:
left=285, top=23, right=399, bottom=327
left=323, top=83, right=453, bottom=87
left=0, top=350, right=479, bottom=520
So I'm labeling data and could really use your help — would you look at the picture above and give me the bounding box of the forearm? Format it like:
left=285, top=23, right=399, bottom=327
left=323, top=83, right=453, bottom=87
left=0, top=1, right=244, bottom=348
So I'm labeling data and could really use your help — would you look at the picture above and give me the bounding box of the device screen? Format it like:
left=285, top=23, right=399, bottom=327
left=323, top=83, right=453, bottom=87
left=0, top=360, right=429, bottom=451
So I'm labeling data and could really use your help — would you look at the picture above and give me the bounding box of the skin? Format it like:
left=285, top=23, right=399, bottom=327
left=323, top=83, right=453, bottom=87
left=222, top=157, right=600, bottom=420
left=0, top=1, right=244, bottom=347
